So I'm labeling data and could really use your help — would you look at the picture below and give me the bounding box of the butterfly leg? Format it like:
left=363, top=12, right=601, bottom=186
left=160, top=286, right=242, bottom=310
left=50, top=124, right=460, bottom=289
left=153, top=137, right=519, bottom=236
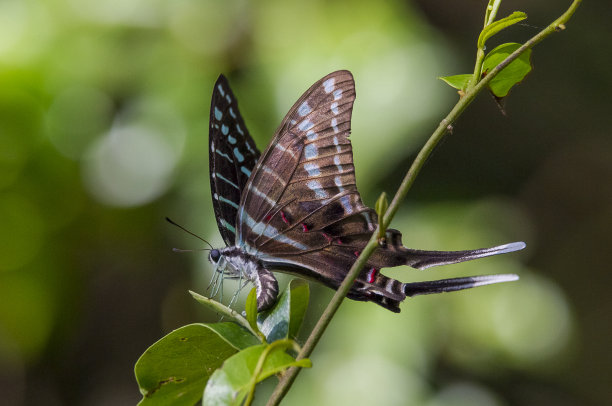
left=228, top=272, right=245, bottom=309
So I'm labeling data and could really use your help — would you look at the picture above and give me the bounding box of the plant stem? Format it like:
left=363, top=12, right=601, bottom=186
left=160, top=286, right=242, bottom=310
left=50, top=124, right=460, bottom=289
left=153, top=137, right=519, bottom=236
left=485, top=0, right=503, bottom=27
left=245, top=339, right=298, bottom=406
left=266, top=1, right=581, bottom=405
left=472, top=0, right=501, bottom=90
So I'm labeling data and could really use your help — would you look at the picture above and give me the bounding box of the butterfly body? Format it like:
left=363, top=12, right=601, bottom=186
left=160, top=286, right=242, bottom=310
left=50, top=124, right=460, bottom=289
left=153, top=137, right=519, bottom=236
left=208, top=70, right=524, bottom=313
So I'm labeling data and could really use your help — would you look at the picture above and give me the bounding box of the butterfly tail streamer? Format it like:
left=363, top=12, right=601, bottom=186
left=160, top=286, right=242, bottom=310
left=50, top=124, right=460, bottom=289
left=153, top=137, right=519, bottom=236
left=402, top=274, right=519, bottom=297
left=372, top=229, right=525, bottom=270
left=362, top=231, right=524, bottom=312
left=402, top=241, right=526, bottom=270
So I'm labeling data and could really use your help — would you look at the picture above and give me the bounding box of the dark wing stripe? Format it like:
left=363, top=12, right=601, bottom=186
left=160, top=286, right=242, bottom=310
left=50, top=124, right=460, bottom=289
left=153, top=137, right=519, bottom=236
left=209, top=74, right=261, bottom=246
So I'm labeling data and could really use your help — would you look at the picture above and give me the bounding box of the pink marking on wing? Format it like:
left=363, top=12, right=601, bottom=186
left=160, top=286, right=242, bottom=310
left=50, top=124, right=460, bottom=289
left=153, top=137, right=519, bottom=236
left=280, top=211, right=290, bottom=225
left=321, top=232, right=333, bottom=243
left=335, top=238, right=343, bottom=245
left=354, top=251, right=360, bottom=257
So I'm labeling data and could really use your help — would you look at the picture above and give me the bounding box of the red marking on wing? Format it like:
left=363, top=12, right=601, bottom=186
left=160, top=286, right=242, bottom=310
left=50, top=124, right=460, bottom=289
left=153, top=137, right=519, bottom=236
left=265, top=214, right=272, bottom=222
left=354, top=251, right=360, bottom=258
left=367, top=268, right=378, bottom=283
left=301, top=223, right=309, bottom=232
left=280, top=211, right=290, bottom=225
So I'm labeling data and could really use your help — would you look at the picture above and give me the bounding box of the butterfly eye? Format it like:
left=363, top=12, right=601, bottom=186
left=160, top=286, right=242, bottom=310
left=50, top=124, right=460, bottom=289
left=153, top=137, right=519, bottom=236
left=209, top=249, right=221, bottom=263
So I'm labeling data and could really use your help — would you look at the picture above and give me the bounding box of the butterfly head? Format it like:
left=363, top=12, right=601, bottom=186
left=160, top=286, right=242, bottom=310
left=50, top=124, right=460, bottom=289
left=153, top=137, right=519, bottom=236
left=209, top=248, right=221, bottom=264
left=207, top=247, right=239, bottom=279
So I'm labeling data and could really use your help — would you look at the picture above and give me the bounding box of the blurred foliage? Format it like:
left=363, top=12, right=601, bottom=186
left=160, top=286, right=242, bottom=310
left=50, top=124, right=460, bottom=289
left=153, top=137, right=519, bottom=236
left=0, top=0, right=609, bottom=405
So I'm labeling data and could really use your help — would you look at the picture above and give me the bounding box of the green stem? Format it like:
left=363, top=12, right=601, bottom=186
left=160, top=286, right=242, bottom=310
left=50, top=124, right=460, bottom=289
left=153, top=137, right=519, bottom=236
left=485, top=0, right=503, bottom=27
left=471, top=0, right=501, bottom=90
left=266, top=1, right=581, bottom=405
left=470, top=48, right=486, bottom=91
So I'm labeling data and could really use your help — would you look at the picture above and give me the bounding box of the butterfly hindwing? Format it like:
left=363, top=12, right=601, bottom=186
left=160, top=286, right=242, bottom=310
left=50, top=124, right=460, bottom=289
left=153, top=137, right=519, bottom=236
left=209, top=75, right=260, bottom=246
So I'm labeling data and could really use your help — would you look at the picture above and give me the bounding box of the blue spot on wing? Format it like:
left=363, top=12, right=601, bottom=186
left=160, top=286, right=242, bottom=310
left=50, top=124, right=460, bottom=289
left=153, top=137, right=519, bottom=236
left=233, top=147, right=245, bottom=162
left=304, top=144, right=318, bottom=159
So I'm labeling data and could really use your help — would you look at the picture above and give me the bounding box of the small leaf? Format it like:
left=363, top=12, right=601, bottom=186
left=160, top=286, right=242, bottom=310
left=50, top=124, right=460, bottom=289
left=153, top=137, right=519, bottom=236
left=287, top=279, right=309, bottom=339
left=257, top=279, right=309, bottom=343
left=375, top=192, right=388, bottom=218
left=135, top=323, right=254, bottom=406
left=245, top=288, right=258, bottom=330
left=478, top=11, right=527, bottom=49
left=438, top=74, right=472, bottom=91
left=375, top=192, right=388, bottom=239
left=245, top=288, right=266, bottom=342
left=202, top=344, right=311, bottom=406
left=482, top=42, right=532, bottom=97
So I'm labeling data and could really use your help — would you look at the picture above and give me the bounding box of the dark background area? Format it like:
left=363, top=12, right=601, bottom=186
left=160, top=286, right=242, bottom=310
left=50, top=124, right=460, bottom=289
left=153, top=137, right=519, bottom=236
left=0, top=1, right=608, bottom=405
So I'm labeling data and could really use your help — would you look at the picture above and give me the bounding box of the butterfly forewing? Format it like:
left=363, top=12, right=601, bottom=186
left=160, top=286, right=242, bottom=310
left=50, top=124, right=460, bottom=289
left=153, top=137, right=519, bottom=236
left=209, top=75, right=261, bottom=245
left=235, top=71, right=379, bottom=279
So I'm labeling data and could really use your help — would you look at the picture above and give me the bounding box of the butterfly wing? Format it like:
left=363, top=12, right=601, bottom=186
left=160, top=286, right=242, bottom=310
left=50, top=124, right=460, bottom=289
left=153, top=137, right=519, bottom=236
left=209, top=75, right=261, bottom=246
left=235, top=70, right=378, bottom=281
left=235, top=70, right=523, bottom=312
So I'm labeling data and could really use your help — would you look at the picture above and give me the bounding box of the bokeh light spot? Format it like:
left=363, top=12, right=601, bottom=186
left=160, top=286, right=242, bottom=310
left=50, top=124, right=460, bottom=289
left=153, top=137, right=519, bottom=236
left=83, top=123, right=178, bottom=207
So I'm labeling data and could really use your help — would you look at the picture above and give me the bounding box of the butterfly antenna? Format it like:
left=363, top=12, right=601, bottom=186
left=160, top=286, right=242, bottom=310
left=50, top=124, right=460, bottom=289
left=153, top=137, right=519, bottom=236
left=172, top=248, right=210, bottom=253
left=165, top=217, right=214, bottom=250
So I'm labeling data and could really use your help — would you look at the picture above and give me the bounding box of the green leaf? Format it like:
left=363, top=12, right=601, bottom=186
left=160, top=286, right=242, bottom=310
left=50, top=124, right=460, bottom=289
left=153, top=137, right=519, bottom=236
left=202, top=344, right=312, bottom=406
left=438, top=74, right=472, bottom=91
left=245, top=288, right=258, bottom=331
left=245, top=288, right=266, bottom=342
left=478, top=11, right=527, bottom=49
left=135, top=323, right=256, bottom=406
left=287, top=279, right=309, bottom=339
left=257, top=279, right=309, bottom=342
left=189, top=290, right=258, bottom=337
left=206, top=323, right=261, bottom=350
left=482, top=42, right=532, bottom=97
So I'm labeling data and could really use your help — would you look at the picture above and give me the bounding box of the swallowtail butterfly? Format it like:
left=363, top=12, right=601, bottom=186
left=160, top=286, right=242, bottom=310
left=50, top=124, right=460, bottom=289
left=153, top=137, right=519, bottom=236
left=207, top=70, right=524, bottom=313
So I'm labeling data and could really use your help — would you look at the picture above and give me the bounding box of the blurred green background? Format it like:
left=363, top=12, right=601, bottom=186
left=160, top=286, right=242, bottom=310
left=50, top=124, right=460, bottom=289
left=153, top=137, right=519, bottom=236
left=0, top=0, right=609, bottom=405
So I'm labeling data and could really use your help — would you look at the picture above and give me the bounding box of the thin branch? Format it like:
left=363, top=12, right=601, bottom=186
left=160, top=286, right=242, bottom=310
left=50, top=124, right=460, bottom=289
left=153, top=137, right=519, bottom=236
left=266, top=1, right=582, bottom=404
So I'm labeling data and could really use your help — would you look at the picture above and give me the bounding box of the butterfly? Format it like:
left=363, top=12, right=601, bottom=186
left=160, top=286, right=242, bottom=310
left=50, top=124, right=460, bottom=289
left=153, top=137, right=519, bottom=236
left=207, top=70, right=524, bottom=313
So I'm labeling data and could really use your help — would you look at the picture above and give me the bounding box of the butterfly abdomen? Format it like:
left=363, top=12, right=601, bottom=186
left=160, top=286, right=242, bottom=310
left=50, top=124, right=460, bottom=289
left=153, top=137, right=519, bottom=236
left=218, top=247, right=280, bottom=311
left=348, top=271, right=406, bottom=313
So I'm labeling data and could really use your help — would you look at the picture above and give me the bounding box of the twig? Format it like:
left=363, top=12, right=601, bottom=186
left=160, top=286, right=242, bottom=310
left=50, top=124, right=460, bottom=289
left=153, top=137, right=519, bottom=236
left=266, top=1, right=582, bottom=404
